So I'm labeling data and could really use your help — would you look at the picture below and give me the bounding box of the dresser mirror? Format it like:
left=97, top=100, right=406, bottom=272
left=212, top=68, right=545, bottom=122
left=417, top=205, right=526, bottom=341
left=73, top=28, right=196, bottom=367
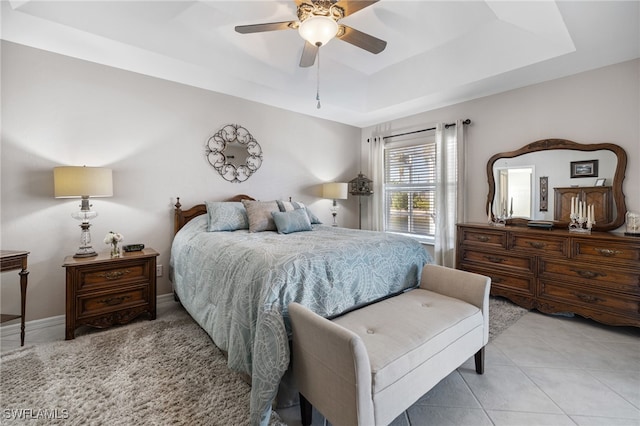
left=486, top=139, right=627, bottom=231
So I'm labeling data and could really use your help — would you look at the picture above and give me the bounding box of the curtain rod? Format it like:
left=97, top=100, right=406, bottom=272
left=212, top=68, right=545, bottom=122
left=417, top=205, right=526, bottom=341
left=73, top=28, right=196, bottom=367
left=375, top=119, right=471, bottom=142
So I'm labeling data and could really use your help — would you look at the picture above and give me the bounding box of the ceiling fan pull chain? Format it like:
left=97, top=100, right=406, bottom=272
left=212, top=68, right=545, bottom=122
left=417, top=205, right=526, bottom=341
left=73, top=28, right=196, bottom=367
left=316, top=47, right=321, bottom=109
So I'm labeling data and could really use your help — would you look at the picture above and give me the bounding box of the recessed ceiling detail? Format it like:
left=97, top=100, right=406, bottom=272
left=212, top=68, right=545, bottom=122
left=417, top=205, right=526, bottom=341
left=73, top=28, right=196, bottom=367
left=2, top=1, right=638, bottom=127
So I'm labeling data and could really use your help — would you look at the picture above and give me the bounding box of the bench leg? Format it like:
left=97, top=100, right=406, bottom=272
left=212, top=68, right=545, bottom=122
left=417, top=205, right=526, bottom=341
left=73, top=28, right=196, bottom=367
left=474, top=347, right=485, bottom=374
left=300, top=393, right=312, bottom=426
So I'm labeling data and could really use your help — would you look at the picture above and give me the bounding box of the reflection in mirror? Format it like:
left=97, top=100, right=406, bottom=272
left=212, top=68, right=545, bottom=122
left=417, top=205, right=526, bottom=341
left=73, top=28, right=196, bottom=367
left=487, top=139, right=627, bottom=231
left=495, top=167, right=533, bottom=218
left=206, top=124, right=263, bottom=183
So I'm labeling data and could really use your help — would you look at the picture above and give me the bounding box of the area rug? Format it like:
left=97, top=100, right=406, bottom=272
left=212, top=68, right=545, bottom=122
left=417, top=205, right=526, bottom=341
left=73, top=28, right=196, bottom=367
left=489, top=295, right=529, bottom=340
left=0, top=308, right=286, bottom=426
left=0, top=297, right=527, bottom=425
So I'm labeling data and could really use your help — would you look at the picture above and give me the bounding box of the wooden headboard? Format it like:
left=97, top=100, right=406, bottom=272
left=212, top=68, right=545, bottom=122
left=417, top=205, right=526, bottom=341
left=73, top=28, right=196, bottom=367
left=173, top=194, right=255, bottom=235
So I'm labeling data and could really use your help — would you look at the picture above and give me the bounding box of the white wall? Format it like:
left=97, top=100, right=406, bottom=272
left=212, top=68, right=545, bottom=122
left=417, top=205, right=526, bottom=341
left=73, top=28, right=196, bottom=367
left=1, top=41, right=361, bottom=321
left=361, top=59, right=640, bottom=232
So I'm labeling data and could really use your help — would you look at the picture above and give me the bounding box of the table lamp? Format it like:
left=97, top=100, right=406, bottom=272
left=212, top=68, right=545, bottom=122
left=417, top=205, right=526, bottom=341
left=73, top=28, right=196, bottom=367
left=54, top=166, right=113, bottom=258
left=322, top=182, right=348, bottom=226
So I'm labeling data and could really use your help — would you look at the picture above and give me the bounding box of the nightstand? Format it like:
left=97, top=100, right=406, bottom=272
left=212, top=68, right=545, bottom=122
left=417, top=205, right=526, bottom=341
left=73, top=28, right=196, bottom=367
left=63, top=248, right=159, bottom=340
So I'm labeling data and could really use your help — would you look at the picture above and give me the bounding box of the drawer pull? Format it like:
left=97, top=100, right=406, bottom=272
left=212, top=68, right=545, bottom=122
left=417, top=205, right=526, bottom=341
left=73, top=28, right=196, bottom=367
left=528, top=242, right=546, bottom=249
left=571, top=269, right=606, bottom=279
left=595, top=248, right=622, bottom=257
left=572, top=292, right=604, bottom=304
left=98, top=295, right=131, bottom=306
left=476, top=236, right=490, bottom=242
left=484, top=255, right=505, bottom=263
left=97, top=269, right=131, bottom=280
left=491, top=276, right=503, bottom=284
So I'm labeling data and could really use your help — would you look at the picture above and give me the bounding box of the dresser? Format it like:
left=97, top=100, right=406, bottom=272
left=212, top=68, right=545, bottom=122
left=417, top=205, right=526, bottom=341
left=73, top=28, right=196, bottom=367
left=63, top=248, right=159, bottom=339
left=456, top=224, right=640, bottom=327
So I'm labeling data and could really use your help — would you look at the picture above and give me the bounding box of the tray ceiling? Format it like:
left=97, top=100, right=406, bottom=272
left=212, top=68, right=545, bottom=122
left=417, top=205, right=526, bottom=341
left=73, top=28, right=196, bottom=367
left=2, top=1, right=639, bottom=127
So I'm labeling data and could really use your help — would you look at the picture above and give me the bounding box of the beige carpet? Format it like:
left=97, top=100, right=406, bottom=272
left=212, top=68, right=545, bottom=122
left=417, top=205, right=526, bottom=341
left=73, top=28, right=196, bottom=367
left=0, top=308, right=286, bottom=426
left=0, top=297, right=527, bottom=425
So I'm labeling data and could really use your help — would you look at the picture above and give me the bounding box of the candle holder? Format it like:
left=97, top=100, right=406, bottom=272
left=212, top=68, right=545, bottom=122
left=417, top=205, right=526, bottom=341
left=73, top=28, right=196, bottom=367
left=489, top=209, right=510, bottom=227
left=569, top=213, right=593, bottom=234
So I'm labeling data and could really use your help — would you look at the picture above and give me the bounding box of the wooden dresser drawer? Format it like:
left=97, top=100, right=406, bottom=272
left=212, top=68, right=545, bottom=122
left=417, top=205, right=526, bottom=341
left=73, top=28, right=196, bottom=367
left=459, top=248, right=534, bottom=273
left=75, top=261, right=151, bottom=292
left=510, top=234, right=568, bottom=257
left=460, top=264, right=534, bottom=293
left=539, top=279, right=640, bottom=318
left=77, top=286, right=150, bottom=319
left=539, top=258, right=640, bottom=295
left=459, top=228, right=506, bottom=249
left=573, top=238, right=640, bottom=266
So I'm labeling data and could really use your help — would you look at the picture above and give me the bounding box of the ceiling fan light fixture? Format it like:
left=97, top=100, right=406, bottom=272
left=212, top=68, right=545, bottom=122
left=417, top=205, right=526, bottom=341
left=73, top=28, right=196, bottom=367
left=298, top=15, right=338, bottom=46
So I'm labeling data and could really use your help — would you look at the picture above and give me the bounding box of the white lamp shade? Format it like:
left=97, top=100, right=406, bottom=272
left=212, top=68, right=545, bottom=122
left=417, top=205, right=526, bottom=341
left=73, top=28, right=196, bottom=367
left=54, top=166, right=113, bottom=198
left=298, top=15, right=339, bottom=46
left=322, top=182, right=348, bottom=200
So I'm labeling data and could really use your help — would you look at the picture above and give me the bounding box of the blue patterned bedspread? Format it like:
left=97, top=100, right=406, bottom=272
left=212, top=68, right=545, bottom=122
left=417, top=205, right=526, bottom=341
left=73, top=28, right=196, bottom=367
left=170, top=215, right=430, bottom=425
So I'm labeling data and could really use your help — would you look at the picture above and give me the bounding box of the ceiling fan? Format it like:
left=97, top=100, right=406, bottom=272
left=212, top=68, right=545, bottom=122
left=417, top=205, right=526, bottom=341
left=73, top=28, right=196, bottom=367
left=235, top=0, right=387, bottom=67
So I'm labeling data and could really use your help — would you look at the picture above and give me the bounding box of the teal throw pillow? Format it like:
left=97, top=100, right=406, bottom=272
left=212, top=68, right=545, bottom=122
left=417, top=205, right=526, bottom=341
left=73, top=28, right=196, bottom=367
left=271, top=208, right=313, bottom=234
left=205, top=201, right=249, bottom=231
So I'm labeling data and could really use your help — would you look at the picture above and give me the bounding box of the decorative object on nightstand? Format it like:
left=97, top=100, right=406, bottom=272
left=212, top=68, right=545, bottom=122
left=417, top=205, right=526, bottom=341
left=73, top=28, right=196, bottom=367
left=625, top=211, right=640, bottom=236
left=63, top=248, right=159, bottom=340
left=104, top=231, right=124, bottom=258
left=348, top=172, right=373, bottom=229
left=54, top=166, right=113, bottom=258
left=322, top=182, right=348, bottom=226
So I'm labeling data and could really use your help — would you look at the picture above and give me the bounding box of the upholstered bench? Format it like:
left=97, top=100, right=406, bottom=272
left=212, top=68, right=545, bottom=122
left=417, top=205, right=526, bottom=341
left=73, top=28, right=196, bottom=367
left=289, top=264, right=490, bottom=426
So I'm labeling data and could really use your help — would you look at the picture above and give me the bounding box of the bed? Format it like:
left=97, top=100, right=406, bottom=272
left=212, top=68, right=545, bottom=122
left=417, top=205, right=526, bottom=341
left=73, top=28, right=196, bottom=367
left=169, top=195, right=431, bottom=425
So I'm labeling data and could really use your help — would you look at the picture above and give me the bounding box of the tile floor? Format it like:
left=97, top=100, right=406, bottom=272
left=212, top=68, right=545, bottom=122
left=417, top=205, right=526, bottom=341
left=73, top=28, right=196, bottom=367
left=277, top=311, right=640, bottom=426
left=2, top=301, right=639, bottom=426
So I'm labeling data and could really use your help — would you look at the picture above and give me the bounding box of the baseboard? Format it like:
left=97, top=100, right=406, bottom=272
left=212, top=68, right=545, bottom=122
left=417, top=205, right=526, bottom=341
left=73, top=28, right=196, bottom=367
left=0, top=293, right=176, bottom=338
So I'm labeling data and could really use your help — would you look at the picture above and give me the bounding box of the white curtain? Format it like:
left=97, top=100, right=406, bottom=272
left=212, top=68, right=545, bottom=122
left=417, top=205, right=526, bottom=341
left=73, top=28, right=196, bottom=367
left=434, top=120, right=467, bottom=267
left=368, top=136, right=384, bottom=231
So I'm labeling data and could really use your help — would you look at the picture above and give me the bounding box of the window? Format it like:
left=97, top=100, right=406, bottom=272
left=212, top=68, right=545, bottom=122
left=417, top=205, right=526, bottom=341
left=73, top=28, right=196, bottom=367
left=383, top=136, right=436, bottom=241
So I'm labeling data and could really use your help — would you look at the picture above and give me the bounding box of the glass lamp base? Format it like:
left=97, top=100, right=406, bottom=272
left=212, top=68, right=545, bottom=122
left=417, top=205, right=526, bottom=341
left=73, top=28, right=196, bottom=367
left=73, top=218, right=98, bottom=258
left=74, top=246, right=98, bottom=258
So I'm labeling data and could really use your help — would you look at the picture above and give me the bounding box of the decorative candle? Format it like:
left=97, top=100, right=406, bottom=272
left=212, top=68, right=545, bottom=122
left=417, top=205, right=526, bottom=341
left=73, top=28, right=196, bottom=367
left=571, top=197, right=575, bottom=216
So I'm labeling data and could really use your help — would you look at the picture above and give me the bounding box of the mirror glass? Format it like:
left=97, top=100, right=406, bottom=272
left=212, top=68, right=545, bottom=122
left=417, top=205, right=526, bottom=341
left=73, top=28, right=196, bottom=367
left=492, top=150, right=617, bottom=221
left=206, top=124, right=263, bottom=183
left=487, top=139, right=627, bottom=231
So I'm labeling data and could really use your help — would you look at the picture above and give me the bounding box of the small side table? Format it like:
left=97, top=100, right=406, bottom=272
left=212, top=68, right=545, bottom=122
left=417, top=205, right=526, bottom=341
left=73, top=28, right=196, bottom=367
left=0, top=250, right=30, bottom=346
left=63, top=248, right=159, bottom=340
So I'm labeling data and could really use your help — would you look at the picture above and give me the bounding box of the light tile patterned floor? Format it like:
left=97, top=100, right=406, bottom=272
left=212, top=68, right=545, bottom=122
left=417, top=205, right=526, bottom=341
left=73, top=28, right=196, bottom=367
left=2, top=302, right=639, bottom=426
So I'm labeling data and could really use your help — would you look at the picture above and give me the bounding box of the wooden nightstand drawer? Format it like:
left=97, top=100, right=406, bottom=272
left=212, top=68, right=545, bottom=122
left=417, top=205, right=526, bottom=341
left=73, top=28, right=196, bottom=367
left=75, top=262, right=150, bottom=292
left=539, top=258, right=639, bottom=295
left=459, top=248, right=534, bottom=273
left=77, top=286, right=149, bottom=319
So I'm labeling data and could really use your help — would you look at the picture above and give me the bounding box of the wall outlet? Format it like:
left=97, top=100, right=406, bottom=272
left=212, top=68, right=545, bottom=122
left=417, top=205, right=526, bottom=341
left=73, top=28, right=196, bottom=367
left=156, top=265, right=163, bottom=277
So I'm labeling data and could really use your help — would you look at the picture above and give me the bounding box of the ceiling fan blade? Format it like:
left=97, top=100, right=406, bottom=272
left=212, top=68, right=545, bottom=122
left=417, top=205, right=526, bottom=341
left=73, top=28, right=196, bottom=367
left=337, top=25, right=386, bottom=54
left=235, top=21, right=296, bottom=34
left=300, top=41, right=319, bottom=67
left=334, top=0, right=379, bottom=17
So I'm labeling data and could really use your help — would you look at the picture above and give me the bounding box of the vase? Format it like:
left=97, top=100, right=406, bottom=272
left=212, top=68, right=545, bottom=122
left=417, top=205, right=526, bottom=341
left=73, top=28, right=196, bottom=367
left=111, top=242, right=120, bottom=258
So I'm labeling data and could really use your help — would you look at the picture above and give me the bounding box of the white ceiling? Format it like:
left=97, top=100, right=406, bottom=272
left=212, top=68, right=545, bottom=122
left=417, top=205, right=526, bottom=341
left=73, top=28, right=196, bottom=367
left=2, top=1, right=639, bottom=127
